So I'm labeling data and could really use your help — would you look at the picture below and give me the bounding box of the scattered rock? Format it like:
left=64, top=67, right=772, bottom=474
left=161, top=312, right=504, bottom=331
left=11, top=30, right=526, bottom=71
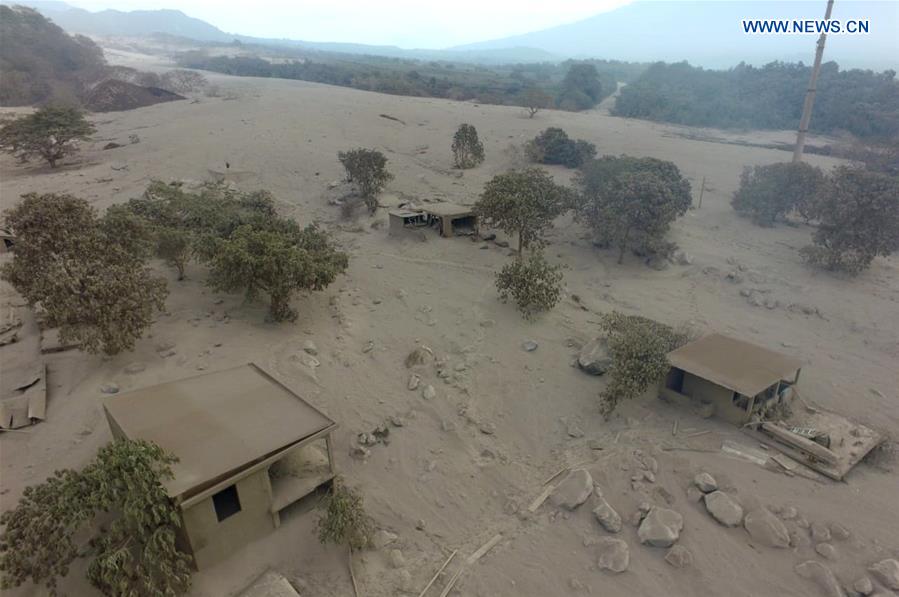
left=301, top=354, right=320, bottom=368
left=593, top=499, right=622, bottom=533
left=704, top=491, right=744, bottom=527
left=551, top=469, right=593, bottom=510
left=396, top=569, right=414, bottom=592
left=302, top=340, right=318, bottom=355
left=350, top=446, right=371, bottom=459
left=388, top=549, right=406, bottom=569
left=852, top=576, right=874, bottom=596
left=811, top=522, right=832, bottom=543
left=577, top=338, right=612, bottom=375
left=479, top=421, right=496, bottom=435
left=671, top=250, right=693, bottom=266
left=830, top=523, right=850, bottom=541
left=388, top=415, right=404, bottom=427
left=596, top=538, right=629, bottom=573
left=795, top=560, right=844, bottom=597
left=566, top=421, right=585, bottom=438
left=694, top=472, right=718, bottom=493
left=815, top=543, right=837, bottom=560
left=124, top=362, right=146, bottom=374
left=421, top=385, right=436, bottom=400
left=407, top=374, right=421, bottom=391
left=744, top=508, right=790, bottom=548
left=869, top=559, right=899, bottom=591
left=686, top=486, right=704, bottom=503
left=521, top=340, right=538, bottom=352
left=100, top=382, right=120, bottom=394
left=373, top=529, right=398, bottom=549
left=495, top=239, right=510, bottom=248
left=637, top=507, right=683, bottom=548
left=405, top=346, right=431, bottom=365
left=726, top=270, right=744, bottom=284
left=664, top=545, right=694, bottom=568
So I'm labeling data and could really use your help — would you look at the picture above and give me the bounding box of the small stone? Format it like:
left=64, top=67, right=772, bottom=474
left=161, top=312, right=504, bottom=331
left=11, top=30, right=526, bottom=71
left=811, top=522, right=831, bottom=542
left=396, top=569, right=414, bottom=592
left=100, top=382, right=119, bottom=394
left=350, top=446, right=371, bottom=459
left=815, top=543, right=837, bottom=560
left=664, top=545, right=693, bottom=568
left=301, top=354, right=320, bottom=368
left=362, top=340, right=375, bottom=354
left=577, top=338, right=612, bottom=375
left=495, top=239, right=510, bottom=248
left=593, top=499, right=622, bottom=533
left=440, top=419, right=456, bottom=432
left=421, top=385, right=436, bottom=400
left=479, top=421, right=496, bottom=435
left=869, top=559, right=899, bottom=591
left=521, top=340, right=538, bottom=352
left=567, top=421, right=585, bottom=438
left=642, top=470, right=656, bottom=483
left=124, top=362, right=145, bottom=374
left=795, top=560, right=843, bottom=597
left=637, top=507, right=683, bottom=547
left=789, top=530, right=811, bottom=548
left=388, top=416, right=404, bottom=427
left=780, top=506, right=798, bottom=520
left=388, top=549, right=405, bottom=569
left=373, top=529, right=398, bottom=549
left=596, top=538, right=629, bottom=573
left=852, top=576, right=874, bottom=596
left=694, top=472, right=718, bottom=493
left=744, top=508, right=790, bottom=548
left=408, top=374, right=421, bottom=390
left=704, top=491, right=744, bottom=527
left=686, top=486, right=704, bottom=503
left=302, top=340, right=318, bottom=355
left=829, top=523, right=850, bottom=541
left=551, top=469, right=593, bottom=510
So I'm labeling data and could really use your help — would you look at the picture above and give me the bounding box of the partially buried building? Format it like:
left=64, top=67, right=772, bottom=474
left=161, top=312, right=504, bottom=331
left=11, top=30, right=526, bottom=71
left=102, top=363, right=338, bottom=569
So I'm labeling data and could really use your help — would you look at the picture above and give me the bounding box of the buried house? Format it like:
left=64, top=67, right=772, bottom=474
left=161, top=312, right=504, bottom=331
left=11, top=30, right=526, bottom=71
left=102, top=363, right=338, bottom=569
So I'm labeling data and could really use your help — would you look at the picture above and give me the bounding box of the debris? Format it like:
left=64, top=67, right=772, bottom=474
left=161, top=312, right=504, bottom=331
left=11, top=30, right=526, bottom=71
left=869, top=559, right=899, bottom=591
left=550, top=469, right=593, bottom=510
left=528, top=485, right=555, bottom=513
left=703, top=491, right=744, bottom=527
left=637, top=507, right=683, bottom=547
left=596, top=538, right=629, bottom=573
left=466, top=533, right=502, bottom=565
left=743, top=508, right=790, bottom=548
left=417, top=550, right=457, bottom=597
left=664, top=545, right=694, bottom=568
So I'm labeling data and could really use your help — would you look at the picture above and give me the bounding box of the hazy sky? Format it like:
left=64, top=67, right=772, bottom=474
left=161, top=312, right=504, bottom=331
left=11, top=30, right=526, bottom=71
left=66, top=0, right=636, bottom=47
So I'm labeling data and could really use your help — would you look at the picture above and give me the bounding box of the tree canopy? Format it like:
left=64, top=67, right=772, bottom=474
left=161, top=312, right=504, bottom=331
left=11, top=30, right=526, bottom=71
left=731, top=161, right=824, bottom=226
left=558, top=62, right=603, bottom=111
left=451, top=123, right=485, bottom=169
left=495, top=250, right=564, bottom=320
left=338, top=148, right=393, bottom=212
left=527, top=127, right=596, bottom=169
left=0, top=105, right=95, bottom=167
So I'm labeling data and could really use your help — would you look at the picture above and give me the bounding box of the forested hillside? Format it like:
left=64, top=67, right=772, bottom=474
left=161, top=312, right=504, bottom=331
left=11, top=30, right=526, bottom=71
left=612, top=61, right=899, bottom=140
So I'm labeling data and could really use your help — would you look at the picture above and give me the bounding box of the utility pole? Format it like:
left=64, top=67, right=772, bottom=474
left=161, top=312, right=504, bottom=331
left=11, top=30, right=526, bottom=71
left=793, top=0, right=835, bottom=163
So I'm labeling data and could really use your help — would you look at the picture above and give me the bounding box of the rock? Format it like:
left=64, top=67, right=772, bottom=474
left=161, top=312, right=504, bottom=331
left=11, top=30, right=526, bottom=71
left=407, top=374, right=421, bottom=391
left=495, top=239, right=510, bottom=248
left=789, top=529, right=811, bottom=549
left=694, top=472, right=718, bottom=493
left=350, top=446, right=371, bottom=459
left=811, top=522, right=832, bottom=542
left=815, top=543, right=837, bottom=560
left=780, top=506, right=799, bottom=520
left=550, top=469, right=593, bottom=510
left=301, top=354, right=320, bottom=368
left=577, top=338, right=612, bottom=375
left=593, top=499, right=622, bottom=533
left=686, top=486, right=704, bottom=503
left=637, top=507, right=683, bottom=547
left=421, top=385, right=436, bottom=400
left=482, top=233, right=497, bottom=241
left=747, top=291, right=764, bottom=307
left=726, top=270, right=744, bottom=284
left=665, top=545, right=694, bottom=568
left=124, top=362, right=146, bottom=374
left=795, top=560, right=844, bottom=597
left=567, top=421, right=585, bottom=438
left=155, top=341, right=176, bottom=352
left=647, top=256, right=669, bottom=271
left=521, top=340, right=538, bottom=352
left=302, top=340, right=318, bottom=355
left=704, top=491, right=744, bottom=527
left=373, top=529, right=398, bottom=549
left=672, top=250, right=694, bottom=266
left=100, top=382, right=120, bottom=394
left=868, top=559, right=899, bottom=590
left=396, top=569, right=414, bottom=592
left=388, top=549, right=405, bottom=569
left=596, top=538, right=629, bottom=573
left=744, top=508, right=790, bottom=548
left=852, top=577, right=874, bottom=596
left=830, top=523, right=850, bottom=541
left=479, top=421, right=496, bottom=435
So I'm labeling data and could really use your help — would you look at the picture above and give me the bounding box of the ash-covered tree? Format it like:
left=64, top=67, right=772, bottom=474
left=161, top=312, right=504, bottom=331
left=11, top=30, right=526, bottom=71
left=317, top=477, right=375, bottom=551
left=575, top=155, right=692, bottom=263
left=0, top=105, right=95, bottom=168
left=598, top=311, right=691, bottom=418
left=0, top=439, right=192, bottom=597
left=731, top=161, right=824, bottom=226
left=0, top=193, right=167, bottom=354
left=800, top=166, right=899, bottom=274
left=526, top=128, right=595, bottom=169
left=522, top=88, right=552, bottom=118
left=338, top=148, right=393, bottom=213
left=495, top=249, right=563, bottom=320
left=557, top=62, right=602, bottom=111
left=160, top=69, right=208, bottom=93
left=474, top=168, right=570, bottom=255
left=204, top=221, right=348, bottom=322
left=451, top=123, right=485, bottom=169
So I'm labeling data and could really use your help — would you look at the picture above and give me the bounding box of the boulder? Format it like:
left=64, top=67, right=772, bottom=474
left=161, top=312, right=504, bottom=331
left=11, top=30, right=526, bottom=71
left=704, top=491, right=744, bottom=527
left=596, top=538, right=629, bottom=573
left=388, top=549, right=405, bottom=569
left=795, top=560, right=845, bottom=597
left=868, top=559, right=899, bottom=591
left=815, top=543, right=837, bottom=560
left=577, top=338, right=612, bottom=375
left=852, top=577, right=874, bottom=596
left=593, top=499, right=622, bottom=533
left=421, top=384, right=436, bottom=400
left=551, top=469, right=593, bottom=510
left=811, top=522, right=832, bottom=542
left=407, top=374, right=421, bottom=390
left=302, top=340, right=318, bottom=355
left=637, top=507, right=683, bottom=547
left=830, top=523, right=851, bottom=541
left=744, top=508, right=790, bottom=548
left=664, top=545, right=694, bottom=568
left=694, top=472, right=718, bottom=493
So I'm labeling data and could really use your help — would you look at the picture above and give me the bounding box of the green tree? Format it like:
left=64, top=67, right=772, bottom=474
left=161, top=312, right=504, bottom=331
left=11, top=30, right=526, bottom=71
left=0, top=193, right=167, bottom=354
left=474, top=168, right=570, bottom=255
left=338, top=148, right=393, bottom=213
left=731, top=162, right=824, bottom=226
left=527, top=128, right=595, bottom=168
left=598, top=312, right=691, bottom=418
left=495, top=250, right=563, bottom=319
left=575, top=156, right=692, bottom=263
left=205, top=222, right=348, bottom=322
left=0, top=440, right=192, bottom=597
left=451, top=123, right=485, bottom=169
left=0, top=105, right=95, bottom=167
left=800, top=166, right=899, bottom=274
left=317, top=477, right=374, bottom=551
left=558, top=63, right=602, bottom=110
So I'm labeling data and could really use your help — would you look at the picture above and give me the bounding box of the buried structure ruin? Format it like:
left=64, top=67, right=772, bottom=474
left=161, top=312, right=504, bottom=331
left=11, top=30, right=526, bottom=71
left=103, top=363, right=338, bottom=569
left=388, top=202, right=478, bottom=238
left=659, top=333, right=881, bottom=480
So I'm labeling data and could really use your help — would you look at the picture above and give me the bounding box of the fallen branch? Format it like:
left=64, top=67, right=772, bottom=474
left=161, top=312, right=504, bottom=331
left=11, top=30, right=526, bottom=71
left=466, top=534, right=502, bottom=565
left=349, top=547, right=360, bottom=597
left=417, top=550, right=457, bottom=597
left=438, top=567, right=465, bottom=597
left=528, top=485, right=555, bottom=512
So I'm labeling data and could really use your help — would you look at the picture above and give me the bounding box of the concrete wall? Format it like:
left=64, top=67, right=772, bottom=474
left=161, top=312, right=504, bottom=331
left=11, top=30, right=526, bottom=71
left=682, top=372, right=748, bottom=424
left=181, top=469, right=275, bottom=569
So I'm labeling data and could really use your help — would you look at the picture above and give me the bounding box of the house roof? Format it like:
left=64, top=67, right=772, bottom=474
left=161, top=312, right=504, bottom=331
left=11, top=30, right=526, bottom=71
left=422, top=202, right=474, bottom=217
left=103, top=363, right=336, bottom=500
left=667, top=333, right=803, bottom=397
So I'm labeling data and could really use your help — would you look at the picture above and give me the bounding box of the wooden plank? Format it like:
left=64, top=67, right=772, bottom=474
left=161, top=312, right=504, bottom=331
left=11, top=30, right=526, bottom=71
left=417, top=550, right=457, bottom=597
left=438, top=567, right=464, bottom=597
left=761, top=422, right=839, bottom=465
left=466, top=534, right=502, bottom=565
left=527, top=485, right=554, bottom=512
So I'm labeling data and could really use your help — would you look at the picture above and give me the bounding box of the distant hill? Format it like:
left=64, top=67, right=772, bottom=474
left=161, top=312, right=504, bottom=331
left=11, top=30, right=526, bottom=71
left=452, top=0, right=899, bottom=70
